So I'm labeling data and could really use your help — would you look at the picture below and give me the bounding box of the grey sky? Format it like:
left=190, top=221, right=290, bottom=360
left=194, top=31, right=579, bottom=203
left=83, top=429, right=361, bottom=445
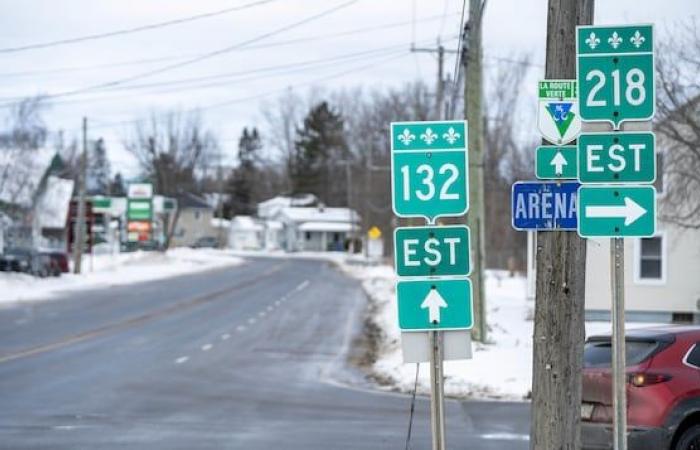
left=0, top=0, right=696, bottom=176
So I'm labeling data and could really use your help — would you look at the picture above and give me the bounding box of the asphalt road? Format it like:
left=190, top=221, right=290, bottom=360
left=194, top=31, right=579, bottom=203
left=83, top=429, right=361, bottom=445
left=0, top=256, right=530, bottom=449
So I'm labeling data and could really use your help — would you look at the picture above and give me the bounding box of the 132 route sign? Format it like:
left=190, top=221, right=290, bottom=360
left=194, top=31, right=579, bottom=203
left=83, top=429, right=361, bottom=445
left=511, top=181, right=579, bottom=231
left=577, top=24, right=654, bottom=128
left=578, top=185, right=656, bottom=237
left=397, top=278, right=473, bottom=331
left=536, top=146, right=577, bottom=179
left=394, top=225, right=470, bottom=278
left=578, top=132, right=655, bottom=183
left=391, top=121, right=468, bottom=222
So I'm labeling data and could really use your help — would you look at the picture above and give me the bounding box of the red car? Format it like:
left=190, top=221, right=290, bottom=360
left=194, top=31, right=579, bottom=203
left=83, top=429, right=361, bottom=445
left=582, top=326, right=700, bottom=450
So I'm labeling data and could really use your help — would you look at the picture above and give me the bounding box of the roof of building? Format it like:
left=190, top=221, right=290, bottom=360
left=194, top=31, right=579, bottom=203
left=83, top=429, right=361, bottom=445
left=277, top=206, right=360, bottom=224
left=231, top=215, right=264, bottom=231
left=298, top=221, right=355, bottom=232
left=34, top=176, right=74, bottom=229
left=0, top=148, right=55, bottom=208
left=257, top=194, right=317, bottom=218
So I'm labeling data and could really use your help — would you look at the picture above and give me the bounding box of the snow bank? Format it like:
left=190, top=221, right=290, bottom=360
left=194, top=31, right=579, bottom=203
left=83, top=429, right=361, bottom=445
left=0, top=248, right=244, bottom=304
left=338, top=261, right=662, bottom=401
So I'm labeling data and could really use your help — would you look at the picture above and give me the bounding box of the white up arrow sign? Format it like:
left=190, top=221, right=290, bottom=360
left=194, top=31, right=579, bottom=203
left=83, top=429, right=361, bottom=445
left=421, top=288, right=448, bottom=324
left=585, top=197, right=647, bottom=226
left=550, top=151, right=567, bottom=176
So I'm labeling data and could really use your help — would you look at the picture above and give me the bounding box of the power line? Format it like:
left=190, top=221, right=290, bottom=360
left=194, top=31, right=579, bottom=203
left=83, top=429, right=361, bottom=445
left=0, top=0, right=279, bottom=54
left=451, top=0, right=468, bottom=94
left=0, top=0, right=358, bottom=107
left=0, top=12, right=459, bottom=80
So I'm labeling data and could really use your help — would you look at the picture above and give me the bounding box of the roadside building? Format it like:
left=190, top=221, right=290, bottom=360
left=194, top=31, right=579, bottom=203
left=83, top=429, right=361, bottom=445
left=228, top=216, right=263, bottom=250
left=170, top=192, right=216, bottom=247
left=273, top=204, right=360, bottom=252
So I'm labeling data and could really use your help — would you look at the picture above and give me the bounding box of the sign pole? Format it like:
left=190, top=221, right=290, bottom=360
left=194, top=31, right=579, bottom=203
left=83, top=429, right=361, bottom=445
left=611, top=237, right=627, bottom=450
left=429, top=329, right=446, bottom=450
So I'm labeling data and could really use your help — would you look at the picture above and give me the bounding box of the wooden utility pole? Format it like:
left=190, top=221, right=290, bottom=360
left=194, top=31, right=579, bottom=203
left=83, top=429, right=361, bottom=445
left=463, top=0, right=486, bottom=342
left=531, top=1, right=593, bottom=449
left=411, top=40, right=457, bottom=120
left=72, top=117, right=88, bottom=274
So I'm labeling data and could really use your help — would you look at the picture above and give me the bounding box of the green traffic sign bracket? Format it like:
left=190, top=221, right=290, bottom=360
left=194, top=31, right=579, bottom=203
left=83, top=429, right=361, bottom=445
left=576, top=24, right=655, bottom=128
left=394, top=225, right=471, bottom=277
left=397, top=278, right=473, bottom=331
left=536, top=146, right=578, bottom=179
left=578, top=185, right=656, bottom=238
left=391, top=120, right=469, bottom=223
left=578, top=132, right=655, bottom=183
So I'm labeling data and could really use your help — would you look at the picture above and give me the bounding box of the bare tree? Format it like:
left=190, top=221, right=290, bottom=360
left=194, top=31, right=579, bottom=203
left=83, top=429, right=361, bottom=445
left=656, top=20, right=700, bottom=228
left=123, top=110, right=219, bottom=197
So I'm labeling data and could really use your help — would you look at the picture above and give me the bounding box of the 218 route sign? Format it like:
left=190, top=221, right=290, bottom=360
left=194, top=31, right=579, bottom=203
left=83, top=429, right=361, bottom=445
left=578, top=132, right=655, bottom=183
left=578, top=185, right=656, bottom=237
left=397, top=278, right=473, bottom=331
left=391, top=121, right=468, bottom=222
left=577, top=24, right=654, bottom=128
left=394, top=225, right=470, bottom=278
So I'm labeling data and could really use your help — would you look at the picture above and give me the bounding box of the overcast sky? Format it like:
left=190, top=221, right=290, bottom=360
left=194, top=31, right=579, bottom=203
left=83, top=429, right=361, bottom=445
left=0, top=0, right=697, bottom=176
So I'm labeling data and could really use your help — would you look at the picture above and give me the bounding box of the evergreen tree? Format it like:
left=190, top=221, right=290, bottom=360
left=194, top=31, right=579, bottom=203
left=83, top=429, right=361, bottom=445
left=109, top=172, right=126, bottom=197
left=86, top=138, right=111, bottom=194
left=224, top=127, right=261, bottom=217
left=292, top=101, right=348, bottom=204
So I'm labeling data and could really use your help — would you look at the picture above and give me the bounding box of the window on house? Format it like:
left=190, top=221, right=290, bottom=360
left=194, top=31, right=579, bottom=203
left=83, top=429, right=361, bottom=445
left=654, top=152, right=664, bottom=194
left=194, top=211, right=201, bottom=220
left=638, top=236, right=663, bottom=280
left=305, top=232, right=311, bottom=240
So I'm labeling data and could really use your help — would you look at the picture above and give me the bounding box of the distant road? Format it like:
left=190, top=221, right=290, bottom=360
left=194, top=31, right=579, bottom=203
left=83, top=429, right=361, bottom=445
left=0, top=256, right=529, bottom=449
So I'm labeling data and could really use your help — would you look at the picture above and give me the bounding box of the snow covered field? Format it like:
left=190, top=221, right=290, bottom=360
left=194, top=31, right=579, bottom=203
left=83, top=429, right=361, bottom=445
left=338, top=261, right=662, bottom=401
left=0, top=248, right=244, bottom=304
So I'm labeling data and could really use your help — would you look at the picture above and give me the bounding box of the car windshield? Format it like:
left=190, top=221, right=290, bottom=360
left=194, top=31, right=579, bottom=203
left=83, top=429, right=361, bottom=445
left=583, top=339, right=661, bottom=368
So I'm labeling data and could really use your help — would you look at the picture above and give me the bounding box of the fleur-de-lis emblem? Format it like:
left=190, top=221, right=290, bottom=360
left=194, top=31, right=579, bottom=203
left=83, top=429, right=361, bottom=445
left=442, top=127, right=461, bottom=145
left=398, top=128, right=415, bottom=146
left=630, top=30, right=645, bottom=48
left=420, top=128, right=437, bottom=145
left=585, top=32, right=600, bottom=49
left=608, top=31, right=622, bottom=49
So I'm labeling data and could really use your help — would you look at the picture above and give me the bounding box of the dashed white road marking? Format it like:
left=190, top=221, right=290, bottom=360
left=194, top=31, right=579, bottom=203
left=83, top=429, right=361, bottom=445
left=248, top=318, right=256, bottom=325
left=201, top=344, right=213, bottom=351
left=53, top=425, right=78, bottom=431
left=236, top=325, right=246, bottom=332
left=296, top=280, right=310, bottom=291
left=267, top=305, right=274, bottom=311
left=275, top=300, right=281, bottom=306
left=221, top=333, right=231, bottom=340
left=175, top=356, right=189, bottom=364
left=480, top=433, right=529, bottom=441
left=259, top=311, right=266, bottom=317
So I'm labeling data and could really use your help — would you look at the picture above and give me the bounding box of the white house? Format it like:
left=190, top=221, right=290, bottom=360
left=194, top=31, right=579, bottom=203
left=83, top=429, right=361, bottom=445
left=228, top=216, right=263, bottom=250
left=273, top=205, right=360, bottom=252
left=257, top=194, right=317, bottom=220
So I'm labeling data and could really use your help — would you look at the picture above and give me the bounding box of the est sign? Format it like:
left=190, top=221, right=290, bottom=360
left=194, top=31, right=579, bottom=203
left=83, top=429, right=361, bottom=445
left=578, top=132, right=655, bottom=183
left=577, top=24, right=654, bottom=128
left=391, top=121, right=468, bottom=222
left=394, top=225, right=470, bottom=277
left=397, top=278, right=473, bottom=331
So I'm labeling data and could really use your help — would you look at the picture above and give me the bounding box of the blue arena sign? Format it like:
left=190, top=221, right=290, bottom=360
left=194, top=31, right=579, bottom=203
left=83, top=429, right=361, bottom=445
left=511, top=181, right=579, bottom=231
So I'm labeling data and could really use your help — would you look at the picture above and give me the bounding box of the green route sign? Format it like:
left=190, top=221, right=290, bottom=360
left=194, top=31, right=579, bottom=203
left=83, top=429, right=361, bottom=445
left=127, top=199, right=152, bottom=221
left=577, top=24, right=654, bottom=128
left=578, top=132, right=655, bottom=183
left=536, top=146, right=578, bottom=179
left=397, top=278, right=473, bottom=331
left=578, top=185, right=656, bottom=238
left=391, top=120, right=468, bottom=222
left=394, top=225, right=470, bottom=277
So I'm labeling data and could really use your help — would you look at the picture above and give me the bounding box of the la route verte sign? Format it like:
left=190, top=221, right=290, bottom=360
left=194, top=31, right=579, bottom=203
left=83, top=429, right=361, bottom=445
left=391, top=120, right=468, bottom=222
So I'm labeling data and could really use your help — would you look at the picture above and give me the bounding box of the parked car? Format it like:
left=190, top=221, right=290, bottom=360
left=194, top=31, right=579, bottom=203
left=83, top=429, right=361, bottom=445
left=43, top=251, right=69, bottom=276
left=582, top=326, right=700, bottom=450
left=0, top=247, right=58, bottom=277
left=190, top=236, right=219, bottom=249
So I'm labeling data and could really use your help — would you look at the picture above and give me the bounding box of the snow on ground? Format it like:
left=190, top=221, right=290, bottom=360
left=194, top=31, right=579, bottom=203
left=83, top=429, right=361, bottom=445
left=0, top=248, right=244, bottom=304
left=337, top=260, right=665, bottom=401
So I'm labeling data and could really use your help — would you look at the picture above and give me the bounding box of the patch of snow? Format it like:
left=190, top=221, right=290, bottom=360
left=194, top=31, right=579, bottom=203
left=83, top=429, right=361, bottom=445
left=0, top=248, right=244, bottom=304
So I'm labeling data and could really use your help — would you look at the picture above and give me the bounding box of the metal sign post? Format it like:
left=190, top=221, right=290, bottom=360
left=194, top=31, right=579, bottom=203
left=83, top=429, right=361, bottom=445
left=429, top=330, right=446, bottom=450
left=610, top=237, right=627, bottom=450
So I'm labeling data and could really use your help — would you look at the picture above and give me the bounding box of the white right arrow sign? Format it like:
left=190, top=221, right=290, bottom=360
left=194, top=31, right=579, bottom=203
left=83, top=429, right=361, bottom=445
left=585, top=197, right=647, bottom=226
left=550, top=151, right=567, bottom=175
left=421, top=288, right=448, bottom=324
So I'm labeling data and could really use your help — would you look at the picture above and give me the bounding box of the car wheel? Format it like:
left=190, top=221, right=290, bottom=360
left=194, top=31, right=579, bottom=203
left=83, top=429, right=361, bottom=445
left=676, top=424, right=700, bottom=450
